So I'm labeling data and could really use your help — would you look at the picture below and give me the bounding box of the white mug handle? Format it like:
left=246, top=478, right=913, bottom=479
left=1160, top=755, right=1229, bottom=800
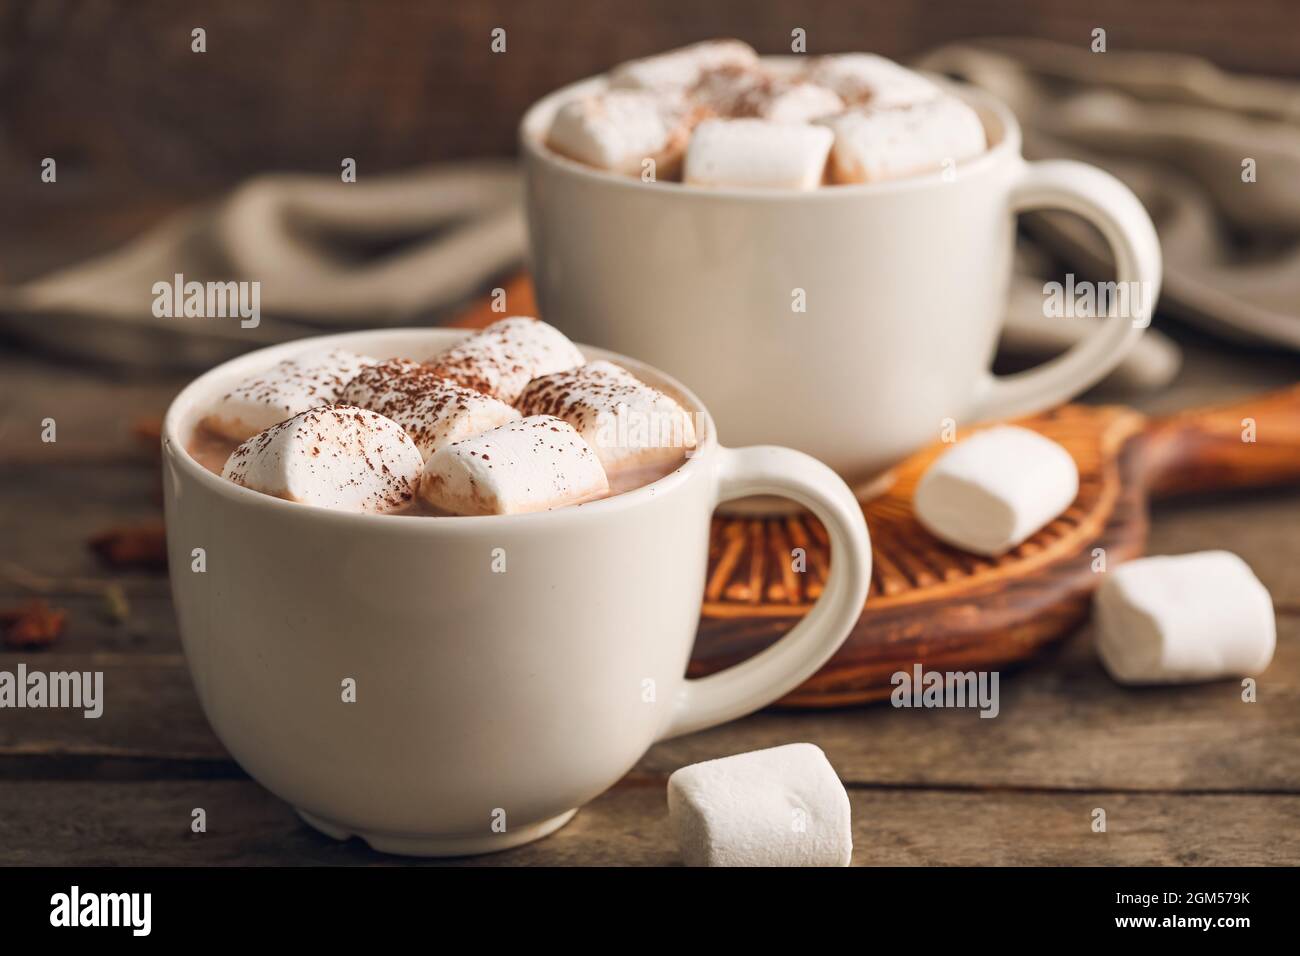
left=968, top=158, right=1163, bottom=421
left=657, top=446, right=872, bottom=741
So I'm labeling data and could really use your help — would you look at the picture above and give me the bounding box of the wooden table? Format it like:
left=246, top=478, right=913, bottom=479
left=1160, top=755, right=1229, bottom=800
left=2, top=327, right=1298, bottom=866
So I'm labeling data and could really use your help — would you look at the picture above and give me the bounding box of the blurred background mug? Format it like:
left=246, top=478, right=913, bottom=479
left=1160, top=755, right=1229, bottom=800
left=522, top=67, right=1162, bottom=488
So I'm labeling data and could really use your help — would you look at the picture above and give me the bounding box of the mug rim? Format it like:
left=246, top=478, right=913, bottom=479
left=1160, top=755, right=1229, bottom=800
left=162, top=327, right=717, bottom=531
left=519, top=56, right=1023, bottom=200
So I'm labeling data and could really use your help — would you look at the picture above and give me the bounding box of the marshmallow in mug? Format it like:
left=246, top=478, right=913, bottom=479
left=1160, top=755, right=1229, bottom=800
left=517, top=359, right=697, bottom=475
left=544, top=43, right=990, bottom=188
left=608, top=39, right=759, bottom=92
left=545, top=90, right=700, bottom=178
left=684, top=118, right=834, bottom=190
left=203, top=348, right=375, bottom=442
left=222, top=404, right=423, bottom=514
left=803, top=52, right=942, bottom=108
left=1094, top=551, right=1276, bottom=684
left=819, top=95, right=987, bottom=184
left=341, top=358, right=519, bottom=461
left=668, top=743, right=853, bottom=867
left=421, top=415, right=610, bottom=516
left=429, top=317, right=586, bottom=405
left=914, top=425, right=1079, bottom=556
left=691, top=65, right=845, bottom=124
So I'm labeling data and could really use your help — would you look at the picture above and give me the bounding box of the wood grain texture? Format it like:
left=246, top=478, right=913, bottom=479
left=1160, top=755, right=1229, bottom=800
left=0, top=356, right=185, bottom=465
left=3, top=614, right=1296, bottom=793
left=647, top=616, right=1300, bottom=793
left=2, top=778, right=1296, bottom=866
left=1140, top=385, right=1300, bottom=496
left=4, top=0, right=1297, bottom=207
left=0, top=594, right=180, bottom=656
left=1, top=464, right=168, bottom=586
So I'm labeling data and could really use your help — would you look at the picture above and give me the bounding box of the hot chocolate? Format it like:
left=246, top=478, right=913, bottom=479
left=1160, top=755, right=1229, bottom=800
left=188, top=318, right=696, bottom=515
left=543, top=41, right=987, bottom=189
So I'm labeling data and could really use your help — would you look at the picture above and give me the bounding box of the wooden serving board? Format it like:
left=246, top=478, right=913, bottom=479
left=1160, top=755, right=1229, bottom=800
left=455, top=277, right=1300, bottom=707
left=692, top=387, right=1300, bottom=706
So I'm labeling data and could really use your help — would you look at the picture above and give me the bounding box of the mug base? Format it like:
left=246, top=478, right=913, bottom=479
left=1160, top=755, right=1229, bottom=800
left=296, top=806, right=578, bottom=858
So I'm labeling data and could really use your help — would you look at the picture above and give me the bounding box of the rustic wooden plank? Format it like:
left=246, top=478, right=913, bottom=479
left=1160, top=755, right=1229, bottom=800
left=4, top=0, right=1298, bottom=216
left=0, top=593, right=179, bottom=655
left=0, top=409, right=165, bottom=467
left=1, top=613, right=1295, bottom=791
left=846, top=789, right=1300, bottom=866
left=642, top=615, right=1300, bottom=792
left=1, top=777, right=1295, bottom=865
left=0, top=653, right=222, bottom=766
left=0, top=354, right=181, bottom=464
left=1148, top=493, right=1300, bottom=610
left=0, top=464, right=167, bottom=587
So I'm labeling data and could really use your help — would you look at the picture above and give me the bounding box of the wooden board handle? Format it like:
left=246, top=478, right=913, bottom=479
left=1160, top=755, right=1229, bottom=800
left=1139, top=384, right=1300, bottom=497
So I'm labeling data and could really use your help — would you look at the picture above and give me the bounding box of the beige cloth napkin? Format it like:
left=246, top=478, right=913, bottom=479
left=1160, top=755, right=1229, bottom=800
left=917, top=38, right=1300, bottom=358
left=0, top=163, right=525, bottom=369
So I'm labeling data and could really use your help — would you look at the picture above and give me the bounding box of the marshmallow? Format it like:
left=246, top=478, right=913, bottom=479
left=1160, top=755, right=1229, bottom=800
left=684, top=118, right=834, bottom=190
left=546, top=90, right=699, bottom=177
left=222, top=405, right=423, bottom=514
left=1095, top=551, right=1276, bottom=684
left=761, top=81, right=847, bottom=125
left=429, top=317, right=586, bottom=405
left=914, top=425, right=1079, bottom=556
left=203, top=348, right=376, bottom=442
left=517, top=359, right=697, bottom=475
left=667, top=744, right=852, bottom=867
left=820, top=95, right=987, bottom=183
left=692, top=65, right=844, bottom=124
left=421, top=415, right=609, bottom=516
left=340, top=358, right=519, bottom=461
left=608, top=39, right=758, bottom=92
left=804, top=53, right=941, bottom=108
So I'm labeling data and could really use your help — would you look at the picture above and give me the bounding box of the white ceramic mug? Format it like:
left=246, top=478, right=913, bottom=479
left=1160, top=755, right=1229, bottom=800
left=521, top=66, right=1162, bottom=486
left=162, top=328, right=871, bottom=857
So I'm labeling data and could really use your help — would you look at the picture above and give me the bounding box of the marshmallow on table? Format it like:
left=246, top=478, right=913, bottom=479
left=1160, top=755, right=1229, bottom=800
left=684, top=118, right=834, bottom=190
left=692, top=65, right=844, bottom=124
left=546, top=90, right=699, bottom=178
left=1095, top=551, right=1276, bottom=684
left=517, top=359, right=697, bottom=476
left=429, top=317, right=586, bottom=405
left=421, top=415, right=609, bottom=516
left=222, top=405, right=423, bottom=514
left=914, top=425, right=1079, bottom=556
left=203, top=348, right=375, bottom=441
left=667, top=743, right=852, bottom=867
left=819, top=94, right=987, bottom=184
left=608, top=39, right=758, bottom=92
left=341, top=358, right=519, bottom=461
left=804, top=53, right=941, bottom=108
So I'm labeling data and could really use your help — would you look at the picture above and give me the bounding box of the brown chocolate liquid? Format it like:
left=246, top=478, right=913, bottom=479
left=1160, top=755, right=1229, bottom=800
left=188, top=424, right=680, bottom=515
